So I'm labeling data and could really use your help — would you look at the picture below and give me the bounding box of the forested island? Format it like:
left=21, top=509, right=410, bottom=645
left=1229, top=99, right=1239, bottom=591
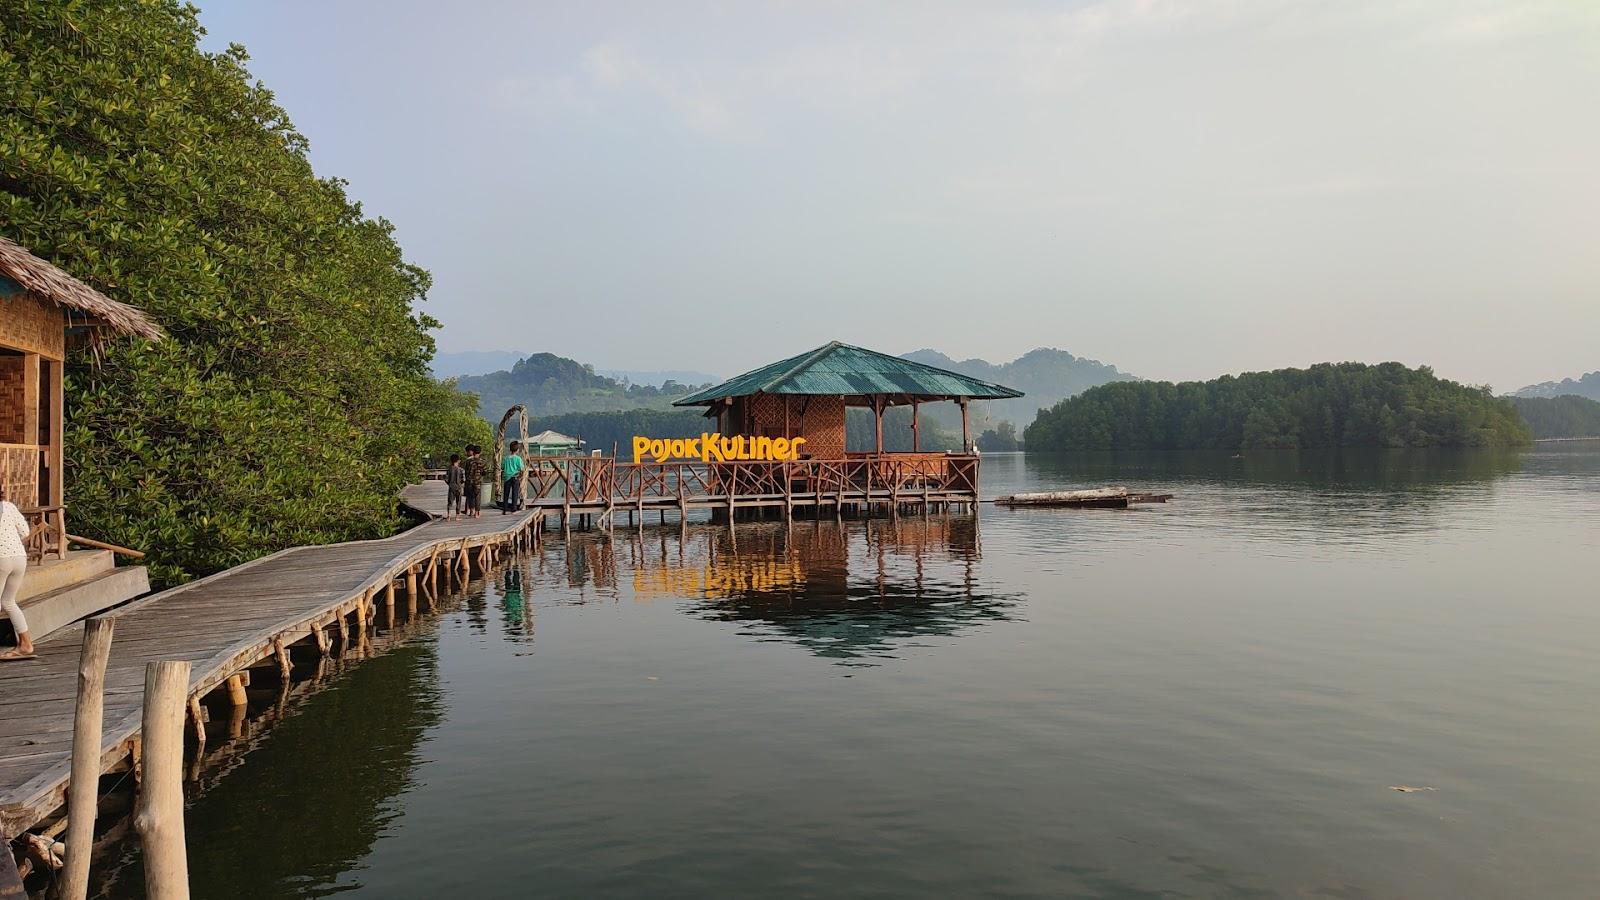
left=1024, top=363, right=1531, bottom=451
left=3, top=3, right=489, bottom=584
left=1509, top=396, right=1600, bottom=439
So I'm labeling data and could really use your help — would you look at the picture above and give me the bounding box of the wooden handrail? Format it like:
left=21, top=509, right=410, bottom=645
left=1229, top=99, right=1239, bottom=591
left=66, top=533, right=146, bottom=559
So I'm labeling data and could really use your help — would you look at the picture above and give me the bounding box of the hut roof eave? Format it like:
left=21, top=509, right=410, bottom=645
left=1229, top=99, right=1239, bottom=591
left=672, top=341, right=1024, bottom=407
left=0, top=236, right=163, bottom=341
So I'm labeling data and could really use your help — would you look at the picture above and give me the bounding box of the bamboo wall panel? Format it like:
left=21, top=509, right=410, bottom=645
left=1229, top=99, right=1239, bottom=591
left=0, top=294, right=65, bottom=359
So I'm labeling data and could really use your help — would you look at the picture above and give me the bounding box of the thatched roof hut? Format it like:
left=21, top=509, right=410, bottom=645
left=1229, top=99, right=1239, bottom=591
left=0, top=236, right=162, bottom=342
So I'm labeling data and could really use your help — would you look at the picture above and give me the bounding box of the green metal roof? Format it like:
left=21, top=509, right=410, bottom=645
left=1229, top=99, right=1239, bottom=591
left=673, top=341, right=1024, bottom=406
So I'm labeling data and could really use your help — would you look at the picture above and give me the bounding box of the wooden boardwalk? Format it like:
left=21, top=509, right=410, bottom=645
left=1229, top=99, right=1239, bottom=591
left=0, top=483, right=538, bottom=836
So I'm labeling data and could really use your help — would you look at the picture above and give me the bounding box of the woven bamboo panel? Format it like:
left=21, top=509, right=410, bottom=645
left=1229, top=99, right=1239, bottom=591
left=0, top=444, right=40, bottom=507
left=0, top=357, right=24, bottom=443
left=742, top=394, right=846, bottom=458
left=0, top=293, right=65, bottom=359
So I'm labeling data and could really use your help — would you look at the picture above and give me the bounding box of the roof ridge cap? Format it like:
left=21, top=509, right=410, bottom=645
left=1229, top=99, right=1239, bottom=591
left=758, top=341, right=841, bottom=393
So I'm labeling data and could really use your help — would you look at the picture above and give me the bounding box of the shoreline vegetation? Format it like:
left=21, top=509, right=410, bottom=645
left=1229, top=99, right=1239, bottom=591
left=1024, top=363, right=1531, bottom=451
left=3, top=2, right=488, bottom=586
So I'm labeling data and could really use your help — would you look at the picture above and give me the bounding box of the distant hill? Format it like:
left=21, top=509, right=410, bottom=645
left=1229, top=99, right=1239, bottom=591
left=456, top=353, right=711, bottom=420
left=900, top=347, right=1137, bottom=430
left=1513, top=371, right=1600, bottom=401
left=1026, top=362, right=1530, bottom=450
left=596, top=368, right=722, bottom=386
left=1510, top=395, right=1600, bottom=439
left=430, top=350, right=531, bottom=380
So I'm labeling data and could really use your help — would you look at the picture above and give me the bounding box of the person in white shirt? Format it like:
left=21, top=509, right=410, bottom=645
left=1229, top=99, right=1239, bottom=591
left=0, top=488, right=36, bottom=661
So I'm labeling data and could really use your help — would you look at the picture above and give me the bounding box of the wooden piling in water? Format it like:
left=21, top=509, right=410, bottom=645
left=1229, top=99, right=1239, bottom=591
left=60, top=617, right=115, bottom=900
left=134, top=661, right=191, bottom=900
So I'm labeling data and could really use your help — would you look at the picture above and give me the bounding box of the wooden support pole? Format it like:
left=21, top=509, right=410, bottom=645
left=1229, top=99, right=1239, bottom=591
left=405, top=566, right=419, bottom=602
left=874, top=398, right=884, bottom=454
left=911, top=400, right=920, bottom=452
left=960, top=399, right=970, bottom=451
left=274, top=638, right=292, bottom=679
left=60, top=617, right=115, bottom=900
left=384, top=580, right=397, bottom=624
left=225, top=674, right=247, bottom=708
left=135, top=660, right=191, bottom=900
left=187, top=697, right=206, bottom=749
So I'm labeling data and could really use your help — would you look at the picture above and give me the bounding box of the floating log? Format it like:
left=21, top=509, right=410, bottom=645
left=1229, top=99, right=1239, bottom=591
left=993, top=487, right=1175, bottom=509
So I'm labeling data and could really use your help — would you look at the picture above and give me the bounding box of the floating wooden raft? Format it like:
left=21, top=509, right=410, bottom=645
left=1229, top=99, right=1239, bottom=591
left=993, top=487, right=1174, bottom=508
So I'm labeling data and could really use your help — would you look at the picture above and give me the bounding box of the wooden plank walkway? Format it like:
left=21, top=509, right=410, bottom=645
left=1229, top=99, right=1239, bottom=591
left=0, top=483, right=538, bottom=835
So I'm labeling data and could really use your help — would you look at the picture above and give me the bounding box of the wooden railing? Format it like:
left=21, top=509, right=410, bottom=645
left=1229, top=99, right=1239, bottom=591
left=521, top=454, right=980, bottom=508
left=22, top=505, right=66, bottom=562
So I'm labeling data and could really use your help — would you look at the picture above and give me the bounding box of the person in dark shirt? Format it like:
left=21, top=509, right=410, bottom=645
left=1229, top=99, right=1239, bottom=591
left=445, top=453, right=465, bottom=520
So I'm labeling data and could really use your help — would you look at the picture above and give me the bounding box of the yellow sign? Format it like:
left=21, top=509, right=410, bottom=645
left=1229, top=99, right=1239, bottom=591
left=632, top=433, right=806, bottom=464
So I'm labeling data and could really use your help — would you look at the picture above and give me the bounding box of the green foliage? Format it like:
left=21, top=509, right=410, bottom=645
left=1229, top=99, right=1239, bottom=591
left=458, top=352, right=710, bottom=419
left=977, top=421, right=1021, bottom=451
left=844, top=407, right=959, bottom=452
left=1025, top=363, right=1532, bottom=451
left=1510, top=395, right=1600, bottom=439
left=1, top=0, right=481, bottom=585
left=417, top=379, right=495, bottom=466
left=522, top=409, right=708, bottom=455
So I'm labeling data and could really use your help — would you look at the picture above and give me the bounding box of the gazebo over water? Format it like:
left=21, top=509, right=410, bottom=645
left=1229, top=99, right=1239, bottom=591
left=673, top=341, right=1023, bottom=455
left=517, top=341, right=1022, bottom=524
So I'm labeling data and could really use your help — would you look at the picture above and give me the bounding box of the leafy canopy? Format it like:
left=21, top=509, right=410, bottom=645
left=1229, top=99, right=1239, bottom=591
left=1, top=0, right=487, bottom=584
left=1025, top=362, right=1532, bottom=451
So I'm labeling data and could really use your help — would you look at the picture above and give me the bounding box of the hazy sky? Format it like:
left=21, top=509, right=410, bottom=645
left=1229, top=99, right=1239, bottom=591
left=195, top=1, right=1599, bottom=390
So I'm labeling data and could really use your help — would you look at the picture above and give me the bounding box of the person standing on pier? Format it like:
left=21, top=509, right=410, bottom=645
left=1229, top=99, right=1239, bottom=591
left=502, top=441, right=525, bottom=514
left=0, top=488, right=37, bottom=661
left=446, top=453, right=466, bottom=520
left=464, top=445, right=484, bottom=518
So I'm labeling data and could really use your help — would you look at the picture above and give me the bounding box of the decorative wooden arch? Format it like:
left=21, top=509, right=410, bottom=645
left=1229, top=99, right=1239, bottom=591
left=494, top=405, right=530, bottom=503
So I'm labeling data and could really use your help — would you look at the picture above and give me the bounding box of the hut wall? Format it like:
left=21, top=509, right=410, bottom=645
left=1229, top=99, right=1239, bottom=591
left=732, top=394, right=846, bottom=459
left=0, top=294, right=65, bottom=359
left=0, top=355, right=25, bottom=443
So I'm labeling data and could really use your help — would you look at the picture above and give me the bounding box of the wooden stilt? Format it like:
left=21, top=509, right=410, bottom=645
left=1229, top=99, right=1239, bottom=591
left=135, top=660, right=191, bottom=900
left=187, top=696, right=206, bottom=749
left=384, top=580, right=397, bottom=624
left=60, top=617, right=115, bottom=900
left=225, top=673, right=248, bottom=708
left=274, top=638, right=293, bottom=680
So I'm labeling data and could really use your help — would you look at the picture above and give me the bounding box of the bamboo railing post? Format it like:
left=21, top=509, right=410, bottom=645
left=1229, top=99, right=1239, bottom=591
left=60, top=617, right=115, bottom=900
left=134, top=660, right=191, bottom=900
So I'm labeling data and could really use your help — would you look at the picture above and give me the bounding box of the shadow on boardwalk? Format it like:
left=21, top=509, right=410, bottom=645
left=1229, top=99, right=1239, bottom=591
left=0, top=482, right=539, bottom=837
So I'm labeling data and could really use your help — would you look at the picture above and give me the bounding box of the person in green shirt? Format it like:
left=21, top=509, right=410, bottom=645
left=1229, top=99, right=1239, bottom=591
left=501, top=441, right=525, bottom=514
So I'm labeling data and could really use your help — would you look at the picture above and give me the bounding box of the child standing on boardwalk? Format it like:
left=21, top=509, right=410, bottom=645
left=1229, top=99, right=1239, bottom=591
left=0, top=487, right=37, bottom=661
left=463, top=445, right=483, bottom=518
left=502, top=441, right=525, bottom=514
left=445, top=453, right=466, bottom=520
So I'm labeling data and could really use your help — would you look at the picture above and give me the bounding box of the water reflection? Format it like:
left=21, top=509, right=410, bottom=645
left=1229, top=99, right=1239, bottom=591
left=94, top=646, right=445, bottom=899
left=546, top=517, right=1018, bottom=666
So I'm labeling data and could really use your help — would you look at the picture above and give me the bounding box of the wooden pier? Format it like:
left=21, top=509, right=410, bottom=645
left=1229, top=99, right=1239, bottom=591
left=521, top=453, right=982, bottom=524
left=0, top=483, right=539, bottom=839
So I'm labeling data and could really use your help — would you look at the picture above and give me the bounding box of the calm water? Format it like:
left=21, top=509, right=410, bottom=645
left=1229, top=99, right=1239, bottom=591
left=97, top=447, right=1600, bottom=899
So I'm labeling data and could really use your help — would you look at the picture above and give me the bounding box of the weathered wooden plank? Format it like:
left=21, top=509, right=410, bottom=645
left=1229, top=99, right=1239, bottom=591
left=0, top=499, right=539, bottom=835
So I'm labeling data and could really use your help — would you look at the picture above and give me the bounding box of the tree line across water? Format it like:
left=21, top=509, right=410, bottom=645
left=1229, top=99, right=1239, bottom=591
left=1024, top=363, right=1532, bottom=451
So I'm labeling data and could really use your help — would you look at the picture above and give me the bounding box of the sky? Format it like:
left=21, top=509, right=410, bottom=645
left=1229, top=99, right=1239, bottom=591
left=193, top=0, right=1600, bottom=391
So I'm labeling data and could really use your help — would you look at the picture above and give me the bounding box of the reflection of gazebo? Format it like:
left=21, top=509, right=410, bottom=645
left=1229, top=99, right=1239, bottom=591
left=623, top=519, right=1008, bottom=666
